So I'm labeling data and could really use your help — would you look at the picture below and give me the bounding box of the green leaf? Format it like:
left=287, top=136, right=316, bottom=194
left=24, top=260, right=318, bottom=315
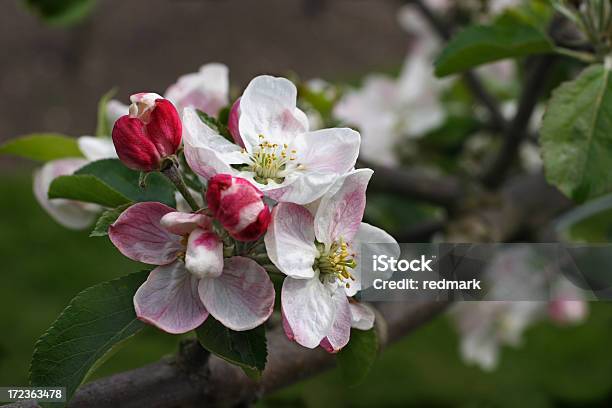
left=90, top=204, right=132, bottom=237
left=96, top=88, right=117, bottom=138
left=434, top=14, right=553, bottom=77
left=49, top=159, right=176, bottom=208
left=0, top=134, right=83, bottom=162
left=29, top=270, right=149, bottom=406
left=541, top=64, right=612, bottom=202
left=49, top=174, right=131, bottom=208
left=196, top=110, right=233, bottom=141
left=337, top=328, right=378, bottom=386
left=23, top=0, right=96, bottom=26
left=195, top=317, right=267, bottom=378
left=556, top=193, right=612, bottom=242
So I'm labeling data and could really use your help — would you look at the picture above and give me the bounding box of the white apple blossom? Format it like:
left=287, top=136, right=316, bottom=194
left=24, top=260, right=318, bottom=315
left=107, top=63, right=229, bottom=125
left=183, top=75, right=361, bottom=204
left=265, top=169, right=399, bottom=351
left=33, top=136, right=117, bottom=229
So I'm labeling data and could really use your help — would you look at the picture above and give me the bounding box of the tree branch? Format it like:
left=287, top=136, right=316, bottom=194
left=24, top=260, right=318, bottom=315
left=407, top=0, right=508, bottom=131
left=359, top=159, right=464, bottom=209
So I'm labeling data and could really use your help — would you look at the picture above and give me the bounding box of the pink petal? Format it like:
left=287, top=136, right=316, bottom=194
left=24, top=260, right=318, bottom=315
left=185, top=228, right=224, bottom=279
left=134, top=261, right=209, bottom=334
left=198, top=256, right=275, bottom=331
left=314, top=169, right=373, bottom=245
left=349, top=302, right=376, bottom=330
left=319, top=291, right=351, bottom=353
left=160, top=211, right=211, bottom=235
left=264, top=203, right=318, bottom=279
left=109, top=202, right=182, bottom=265
left=281, top=307, right=295, bottom=341
left=145, top=99, right=182, bottom=157
left=227, top=97, right=245, bottom=147
left=282, top=276, right=336, bottom=348
left=164, top=63, right=229, bottom=115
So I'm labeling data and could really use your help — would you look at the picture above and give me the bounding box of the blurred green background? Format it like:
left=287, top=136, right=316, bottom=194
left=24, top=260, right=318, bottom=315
left=2, top=174, right=612, bottom=407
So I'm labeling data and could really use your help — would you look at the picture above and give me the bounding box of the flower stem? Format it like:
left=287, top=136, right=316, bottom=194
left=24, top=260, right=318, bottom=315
left=162, top=161, right=200, bottom=212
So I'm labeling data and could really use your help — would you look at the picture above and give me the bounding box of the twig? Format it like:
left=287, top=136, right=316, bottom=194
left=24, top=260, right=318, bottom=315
left=408, top=0, right=508, bottom=131
left=481, top=55, right=556, bottom=188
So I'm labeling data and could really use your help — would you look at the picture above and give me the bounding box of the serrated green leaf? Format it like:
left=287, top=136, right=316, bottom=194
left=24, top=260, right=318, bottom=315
left=196, top=317, right=267, bottom=378
left=196, top=109, right=233, bottom=141
left=49, top=159, right=176, bottom=208
left=29, top=270, right=149, bottom=406
left=337, top=328, right=378, bottom=386
left=23, top=0, right=96, bottom=26
left=90, top=204, right=132, bottom=237
left=541, top=64, right=612, bottom=202
left=49, top=174, right=131, bottom=207
left=96, top=88, right=117, bottom=138
left=0, top=134, right=83, bottom=162
left=434, top=14, right=553, bottom=77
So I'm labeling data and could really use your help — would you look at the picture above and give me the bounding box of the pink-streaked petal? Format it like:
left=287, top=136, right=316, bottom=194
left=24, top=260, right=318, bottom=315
left=281, top=307, right=295, bottom=341
left=198, top=256, right=274, bottom=331
left=134, top=262, right=209, bottom=334
left=160, top=212, right=211, bottom=235
left=282, top=276, right=336, bottom=348
left=185, top=228, right=224, bottom=279
left=293, top=128, right=360, bottom=174
left=314, top=169, right=373, bottom=245
left=264, top=203, right=318, bottom=279
left=164, top=63, right=229, bottom=115
left=227, top=97, right=245, bottom=147
left=349, top=302, right=376, bottom=330
left=33, top=159, right=98, bottom=230
left=238, top=75, right=309, bottom=151
left=109, top=202, right=182, bottom=265
left=320, top=291, right=351, bottom=353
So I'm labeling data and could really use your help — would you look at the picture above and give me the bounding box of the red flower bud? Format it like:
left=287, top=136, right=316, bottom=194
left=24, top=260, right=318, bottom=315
left=206, top=174, right=271, bottom=241
left=112, top=93, right=182, bottom=171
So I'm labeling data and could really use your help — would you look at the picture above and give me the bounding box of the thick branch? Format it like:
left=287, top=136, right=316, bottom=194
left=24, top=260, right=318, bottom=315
left=359, top=159, right=464, bottom=208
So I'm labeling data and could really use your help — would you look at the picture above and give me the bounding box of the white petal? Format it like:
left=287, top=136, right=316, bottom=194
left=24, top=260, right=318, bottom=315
left=182, top=108, right=245, bottom=179
left=134, top=261, right=209, bottom=334
left=185, top=228, right=224, bottom=279
left=348, top=222, right=400, bottom=295
left=264, top=203, right=318, bottom=279
left=77, top=136, right=117, bottom=161
left=238, top=75, right=309, bottom=151
left=314, top=169, right=373, bottom=245
left=106, top=99, right=129, bottom=125
left=293, top=128, right=360, bottom=174
left=282, top=276, right=336, bottom=348
left=33, top=159, right=99, bottom=230
left=160, top=212, right=211, bottom=235
left=198, top=256, right=275, bottom=331
left=349, top=302, right=376, bottom=330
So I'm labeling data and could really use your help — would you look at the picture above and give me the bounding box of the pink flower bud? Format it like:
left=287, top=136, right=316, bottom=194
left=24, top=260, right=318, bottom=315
left=549, top=299, right=588, bottom=325
left=227, top=97, right=245, bottom=147
left=206, top=174, right=271, bottom=241
left=112, top=93, right=182, bottom=171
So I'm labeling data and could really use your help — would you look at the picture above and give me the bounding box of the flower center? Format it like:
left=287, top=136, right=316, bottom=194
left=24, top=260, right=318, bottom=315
left=243, top=135, right=298, bottom=184
left=315, top=238, right=357, bottom=288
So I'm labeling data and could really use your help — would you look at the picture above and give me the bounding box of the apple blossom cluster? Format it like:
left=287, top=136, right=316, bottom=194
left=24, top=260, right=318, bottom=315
left=32, top=64, right=399, bottom=354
